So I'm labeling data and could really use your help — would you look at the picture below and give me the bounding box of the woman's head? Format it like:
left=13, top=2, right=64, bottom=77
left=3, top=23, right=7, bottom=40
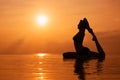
left=78, top=20, right=85, bottom=30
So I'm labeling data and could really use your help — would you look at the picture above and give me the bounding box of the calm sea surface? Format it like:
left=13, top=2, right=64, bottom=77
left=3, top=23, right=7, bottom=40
left=0, top=53, right=120, bottom=80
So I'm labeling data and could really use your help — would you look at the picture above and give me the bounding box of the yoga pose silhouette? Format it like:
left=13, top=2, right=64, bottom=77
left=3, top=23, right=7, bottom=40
left=63, top=18, right=105, bottom=59
left=73, top=18, right=105, bottom=58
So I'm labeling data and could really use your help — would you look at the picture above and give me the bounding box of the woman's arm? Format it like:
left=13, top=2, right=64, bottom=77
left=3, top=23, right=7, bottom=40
left=83, top=18, right=93, bottom=33
left=91, top=30, right=105, bottom=55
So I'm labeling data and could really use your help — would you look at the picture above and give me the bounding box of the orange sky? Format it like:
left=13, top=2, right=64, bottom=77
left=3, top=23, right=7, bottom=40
left=0, top=0, right=120, bottom=54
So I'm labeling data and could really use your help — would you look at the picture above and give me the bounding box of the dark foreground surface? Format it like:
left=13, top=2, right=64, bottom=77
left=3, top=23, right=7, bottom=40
left=63, top=52, right=105, bottom=60
left=0, top=53, right=120, bottom=80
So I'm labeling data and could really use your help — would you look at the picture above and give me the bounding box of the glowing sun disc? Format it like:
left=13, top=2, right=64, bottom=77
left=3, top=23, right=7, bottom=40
left=36, top=15, right=48, bottom=25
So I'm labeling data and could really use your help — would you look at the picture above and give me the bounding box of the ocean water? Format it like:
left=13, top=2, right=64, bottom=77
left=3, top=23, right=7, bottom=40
left=0, top=53, right=120, bottom=80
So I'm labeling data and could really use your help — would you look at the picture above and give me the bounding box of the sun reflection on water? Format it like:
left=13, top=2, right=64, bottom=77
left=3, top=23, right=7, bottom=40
left=39, top=73, right=44, bottom=80
left=35, top=53, right=48, bottom=80
left=35, top=73, right=44, bottom=80
left=38, top=68, right=43, bottom=70
left=37, top=53, right=47, bottom=57
left=39, top=76, right=44, bottom=79
left=39, top=62, right=43, bottom=64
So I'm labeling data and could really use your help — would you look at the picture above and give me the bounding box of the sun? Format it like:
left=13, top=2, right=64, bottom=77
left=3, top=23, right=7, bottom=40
left=36, top=15, right=48, bottom=26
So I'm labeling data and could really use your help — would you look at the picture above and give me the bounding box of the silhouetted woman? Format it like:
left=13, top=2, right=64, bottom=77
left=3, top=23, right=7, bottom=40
left=73, top=20, right=86, bottom=54
left=73, top=18, right=105, bottom=58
